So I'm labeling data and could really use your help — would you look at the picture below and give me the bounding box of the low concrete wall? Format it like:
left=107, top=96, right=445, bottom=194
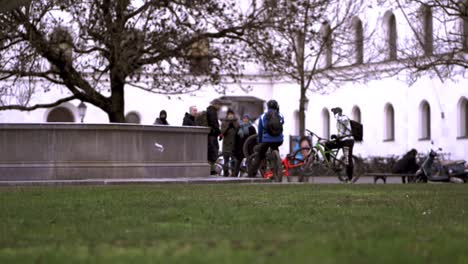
left=0, top=123, right=210, bottom=180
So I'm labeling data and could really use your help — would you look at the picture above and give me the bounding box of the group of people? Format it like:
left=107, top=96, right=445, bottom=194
left=152, top=106, right=199, bottom=126
left=154, top=99, right=257, bottom=177
left=247, top=103, right=357, bottom=182
left=154, top=99, right=422, bottom=182
left=202, top=99, right=258, bottom=177
left=153, top=99, right=360, bottom=181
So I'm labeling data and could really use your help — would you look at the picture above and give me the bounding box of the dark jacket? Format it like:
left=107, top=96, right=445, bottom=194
left=206, top=105, right=220, bottom=136
left=392, top=150, right=419, bottom=173
left=235, top=122, right=256, bottom=158
left=220, top=117, right=239, bottom=153
left=182, top=113, right=196, bottom=126
left=154, top=110, right=169, bottom=125
left=154, top=118, right=169, bottom=125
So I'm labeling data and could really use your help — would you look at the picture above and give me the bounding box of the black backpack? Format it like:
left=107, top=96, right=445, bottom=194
left=350, top=120, right=363, bottom=142
left=265, top=110, right=283, bottom=136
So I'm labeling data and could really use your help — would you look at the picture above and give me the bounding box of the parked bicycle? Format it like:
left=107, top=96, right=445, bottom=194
left=271, top=146, right=315, bottom=182
left=214, top=152, right=248, bottom=177
left=245, top=135, right=326, bottom=182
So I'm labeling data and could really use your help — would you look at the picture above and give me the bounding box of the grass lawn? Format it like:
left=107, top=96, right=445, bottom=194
left=1, top=184, right=468, bottom=263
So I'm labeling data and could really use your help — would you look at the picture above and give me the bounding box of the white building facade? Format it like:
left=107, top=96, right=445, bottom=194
left=1, top=0, right=467, bottom=161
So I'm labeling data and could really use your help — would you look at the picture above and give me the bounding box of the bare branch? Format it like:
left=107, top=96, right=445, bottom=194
left=0, top=95, right=76, bottom=111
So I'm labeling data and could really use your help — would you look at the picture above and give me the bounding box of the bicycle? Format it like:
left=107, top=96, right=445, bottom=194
left=247, top=145, right=282, bottom=182
left=214, top=151, right=237, bottom=177
left=246, top=143, right=314, bottom=182
left=300, top=129, right=363, bottom=183
left=246, top=130, right=363, bottom=183
left=214, top=151, right=248, bottom=177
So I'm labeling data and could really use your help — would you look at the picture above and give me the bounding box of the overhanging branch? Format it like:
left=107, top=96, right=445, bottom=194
left=0, top=95, right=77, bottom=111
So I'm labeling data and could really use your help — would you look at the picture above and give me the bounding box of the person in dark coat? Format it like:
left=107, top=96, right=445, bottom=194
left=233, top=114, right=256, bottom=177
left=220, top=109, right=239, bottom=176
left=154, top=110, right=169, bottom=125
left=392, top=148, right=419, bottom=183
left=207, top=99, right=222, bottom=175
left=182, top=106, right=198, bottom=126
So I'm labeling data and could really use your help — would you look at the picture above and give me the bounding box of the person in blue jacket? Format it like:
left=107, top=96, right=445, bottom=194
left=248, top=100, right=284, bottom=177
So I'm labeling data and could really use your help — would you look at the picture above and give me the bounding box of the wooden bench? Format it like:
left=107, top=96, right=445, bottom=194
left=364, top=173, right=416, bottom=184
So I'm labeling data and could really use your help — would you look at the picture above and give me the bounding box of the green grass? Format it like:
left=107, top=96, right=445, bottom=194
left=1, top=184, right=468, bottom=263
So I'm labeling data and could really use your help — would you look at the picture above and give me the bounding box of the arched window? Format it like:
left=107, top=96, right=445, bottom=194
left=383, top=11, right=397, bottom=60
left=320, top=22, right=332, bottom=68
left=419, top=100, right=431, bottom=140
left=352, top=17, right=364, bottom=64
left=351, top=106, right=362, bottom=123
left=47, top=107, right=75, bottom=122
left=322, top=108, right=330, bottom=139
left=384, top=103, right=395, bottom=141
left=458, top=97, right=468, bottom=138
left=125, top=111, right=141, bottom=124
left=421, top=5, right=433, bottom=55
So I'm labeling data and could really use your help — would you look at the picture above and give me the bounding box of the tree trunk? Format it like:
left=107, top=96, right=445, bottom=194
left=299, top=103, right=305, bottom=137
left=107, top=108, right=126, bottom=123
left=298, top=83, right=307, bottom=137
left=108, top=70, right=126, bottom=123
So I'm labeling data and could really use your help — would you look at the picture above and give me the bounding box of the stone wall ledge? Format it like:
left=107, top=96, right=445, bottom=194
left=0, top=123, right=210, bottom=180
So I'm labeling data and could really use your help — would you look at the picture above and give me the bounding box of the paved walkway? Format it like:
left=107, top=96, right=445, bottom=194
left=0, top=177, right=269, bottom=187
left=0, top=176, right=404, bottom=187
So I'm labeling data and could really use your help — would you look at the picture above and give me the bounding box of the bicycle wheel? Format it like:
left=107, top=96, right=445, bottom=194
left=215, top=152, right=236, bottom=177
left=271, top=150, right=282, bottom=182
left=334, top=155, right=363, bottom=183
left=243, top=134, right=258, bottom=158
left=246, top=152, right=266, bottom=178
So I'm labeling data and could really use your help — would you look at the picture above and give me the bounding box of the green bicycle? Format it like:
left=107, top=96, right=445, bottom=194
left=296, top=129, right=364, bottom=183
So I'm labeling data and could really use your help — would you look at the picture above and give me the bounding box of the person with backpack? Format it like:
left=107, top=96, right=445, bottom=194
left=248, top=100, right=284, bottom=178
left=206, top=99, right=222, bottom=175
left=326, top=107, right=355, bottom=182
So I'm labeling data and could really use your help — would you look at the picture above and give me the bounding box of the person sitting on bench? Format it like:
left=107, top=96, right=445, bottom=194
left=392, top=149, right=419, bottom=183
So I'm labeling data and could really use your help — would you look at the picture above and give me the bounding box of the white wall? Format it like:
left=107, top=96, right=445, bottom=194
left=1, top=0, right=467, bottom=161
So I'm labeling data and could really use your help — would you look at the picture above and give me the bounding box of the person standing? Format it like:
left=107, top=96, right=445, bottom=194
left=207, top=99, right=222, bottom=175
left=220, top=109, right=239, bottom=176
left=248, top=100, right=284, bottom=178
left=182, top=106, right=198, bottom=126
left=154, top=110, right=169, bottom=125
left=233, top=114, right=256, bottom=177
left=326, top=107, right=355, bottom=182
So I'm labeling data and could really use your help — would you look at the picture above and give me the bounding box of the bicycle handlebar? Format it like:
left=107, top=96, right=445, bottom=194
left=305, top=129, right=349, bottom=143
left=305, top=129, right=328, bottom=143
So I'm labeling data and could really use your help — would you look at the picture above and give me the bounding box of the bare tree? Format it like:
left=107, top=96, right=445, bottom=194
left=0, top=0, right=266, bottom=122
left=394, top=0, right=468, bottom=82
left=242, top=0, right=369, bottom=136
